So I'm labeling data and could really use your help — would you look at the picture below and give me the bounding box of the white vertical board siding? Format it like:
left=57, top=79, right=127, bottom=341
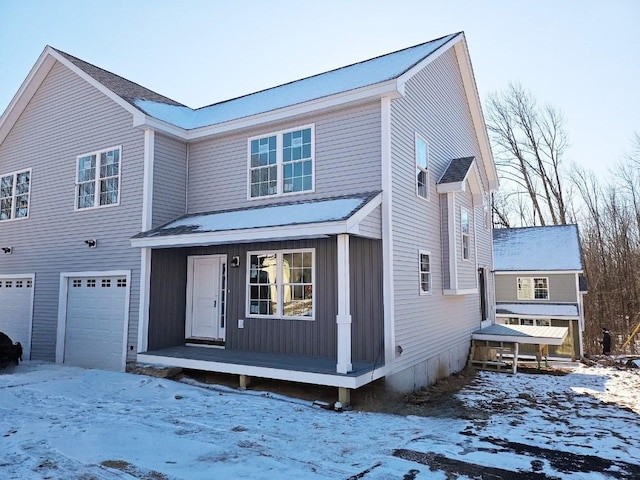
left=153, top=134, right=187, bottom=227
left=389, top=48, right=488, bottom=380
left=186, top=101, right=382, bottom=213
left=0, top=62, right=144, bottom=362
left=495, top=273, right=578, bottom=303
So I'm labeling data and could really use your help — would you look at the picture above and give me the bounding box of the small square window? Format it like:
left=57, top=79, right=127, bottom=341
left=101, top=279, right=111, bottom=288
left=16, top=281, right=23, bottom=288
left=117, top=278, right=127, bottom=288
left=73, top=279, right=82, bottom=288
left=26, top=280, right=32, bottom=288
left=5, top=281, right=12, bottom=288
left=87, top=279, right=96, bottom=288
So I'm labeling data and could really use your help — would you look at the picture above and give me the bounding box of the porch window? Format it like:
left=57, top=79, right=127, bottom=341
left=0, top=169, right=31, bottom=221
left=247, top=249, right=314, bottom=320
left=415, top=133, right=429, bottom=199
left=517, top=277, right=549, bottom=300
left=249, top=125, right=314, bottom=198
left=419, top=251, right=431, bottom=294
left=76, top=146, right=121, bottom=209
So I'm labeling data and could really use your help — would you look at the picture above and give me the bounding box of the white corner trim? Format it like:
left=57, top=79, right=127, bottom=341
left=336, top=234, right=353, bottom=374
left=381, top=96, right=395, bottom=366
left=137, top=249, right=152, bottom=353
left=141, top=129, right=155, bottom=231
left=447, top=192, right=458, bottom=290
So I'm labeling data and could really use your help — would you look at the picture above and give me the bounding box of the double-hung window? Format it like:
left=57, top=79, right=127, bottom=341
left=415, top=133, right=429, bottom=199
left=461, top=208, right=470, bottom=260
left=76, top=146, right=121, bottom=210
left=0, top=169, right=31, bottom=221
left=517, top=277, right=549, bottom=300
left=419, top=251, right=431, bottom=294
left=247, top=249, right=314, bottom=319
left=249, top=126, right=314, bottom=198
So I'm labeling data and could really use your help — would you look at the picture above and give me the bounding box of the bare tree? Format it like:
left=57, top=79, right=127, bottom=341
left=487, top=83, right=571, bottom=227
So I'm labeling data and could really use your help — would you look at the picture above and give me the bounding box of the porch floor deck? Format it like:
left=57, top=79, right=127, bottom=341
left=137, top=345, right=384, bottom=389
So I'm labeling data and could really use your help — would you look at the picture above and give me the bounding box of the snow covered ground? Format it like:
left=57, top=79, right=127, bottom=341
left=1, top=361, right=639, bottom=479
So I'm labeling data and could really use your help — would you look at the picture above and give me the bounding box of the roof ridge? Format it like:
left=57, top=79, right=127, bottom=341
left=193, top=33, right=459, bottom=112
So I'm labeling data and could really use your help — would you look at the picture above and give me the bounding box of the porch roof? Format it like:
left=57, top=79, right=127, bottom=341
left=131, top=191, right=381, bottom=248
left=472, top=323, right=568, bottom=345
left=496, top=302, right=579, bottom=318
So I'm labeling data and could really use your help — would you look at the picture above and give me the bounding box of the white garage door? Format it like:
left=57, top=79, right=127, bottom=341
left=0, top=277, right=33, bottom=359
left=64, top=275, right=128, bottom=370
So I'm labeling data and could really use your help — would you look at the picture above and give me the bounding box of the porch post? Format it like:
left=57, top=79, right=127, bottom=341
left=336, top=234, right=353, bottom=374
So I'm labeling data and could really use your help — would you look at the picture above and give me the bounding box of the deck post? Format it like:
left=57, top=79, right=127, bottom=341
left=239, top=375, right=251, bottom=389
left=512, top=342, right=519, bottom=374
left=336, top=234, right=353, bottom=374
left=338, top=387, right=351, bottom=406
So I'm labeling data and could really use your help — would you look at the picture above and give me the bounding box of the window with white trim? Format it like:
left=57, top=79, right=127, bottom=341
left=0, top=169, right=31, bottom=221
left=517, top=277, right=549, bottom=300
left=249, top=126, right=314, bottom=198
left=419, top=251, right=431, bottom=294
left=247, top=249, right=314, bottom=319
left=415, top=134, right=429, bottom=199
left=461, top=207, right=470, bottom=260
left=76, top=147, right=121, bottom=209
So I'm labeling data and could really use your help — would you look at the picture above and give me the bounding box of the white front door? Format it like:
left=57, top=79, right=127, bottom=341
left=187, top=255, right=226, bottom=340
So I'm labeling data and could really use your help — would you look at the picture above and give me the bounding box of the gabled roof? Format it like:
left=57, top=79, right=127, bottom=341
left=436, top=156, right=484, bottom=204
left=438, top=157, right=475, bottom=184
left=493, top=224, right=583, bottom=272
left=131, top=192, right=382, bottom=248
left=1, top=33, right=498, bottom=189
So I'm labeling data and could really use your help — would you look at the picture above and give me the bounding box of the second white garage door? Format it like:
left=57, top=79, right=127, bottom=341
left=63, top=275, right=128, bottom=370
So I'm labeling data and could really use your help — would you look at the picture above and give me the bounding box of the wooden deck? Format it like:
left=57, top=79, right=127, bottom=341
left=137, top=345, right=384, bottom=389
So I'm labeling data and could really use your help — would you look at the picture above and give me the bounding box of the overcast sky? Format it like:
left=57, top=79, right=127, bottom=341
left=1, top=0, right=638, bottom=176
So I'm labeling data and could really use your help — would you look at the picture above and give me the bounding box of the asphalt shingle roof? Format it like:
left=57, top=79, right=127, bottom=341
left=438, top=157, right=475, bottom=184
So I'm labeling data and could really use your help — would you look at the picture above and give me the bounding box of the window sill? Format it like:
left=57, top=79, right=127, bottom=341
left=443, top=288, right=478, bottom=296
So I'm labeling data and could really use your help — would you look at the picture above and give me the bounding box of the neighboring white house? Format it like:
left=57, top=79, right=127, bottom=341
left=0, top=32, right=498, bottom=398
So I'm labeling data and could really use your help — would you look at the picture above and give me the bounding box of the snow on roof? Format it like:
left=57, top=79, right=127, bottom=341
left=496, top=303, right=579, bottom=317
left=132, top=33, right=458, bottom=129
left=493, top=224, right=583, bottom=271
left=134, top=192, right=379, bottom=238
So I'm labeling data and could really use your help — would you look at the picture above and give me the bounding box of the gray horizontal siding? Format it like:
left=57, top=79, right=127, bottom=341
left=0, top=61, right=144, bottom=362
left=358, top=205, right=382, bottom=239
left=148, top=237, right=383, bottom=363
left=186, top=101, right=382, bottom=213
left=152, top=134, right=187, bottom=227
left=389, top=48, right=487, bottom=374
left=495, top=273, right=578, bottom=303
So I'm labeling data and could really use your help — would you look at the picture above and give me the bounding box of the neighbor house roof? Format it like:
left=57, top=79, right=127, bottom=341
left=493, top=224, right=583, bottom=272
left=131, top=192, right=382, bottom=248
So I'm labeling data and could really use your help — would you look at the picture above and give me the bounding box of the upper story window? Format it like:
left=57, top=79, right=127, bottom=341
left=415, top=134, right=429, bottom=199
left=75, top=147, right=121, bottom=210
left=517, top=277, right=549, bottom=300
left=461, top=207, right=470, bottom=260
left=0, top=169, right=31, bottom=221
left=247, top=249, right=314, bottom=320
left=419, top=251, right=431, bottom=294
left=249, top=126, right=314, bottom=198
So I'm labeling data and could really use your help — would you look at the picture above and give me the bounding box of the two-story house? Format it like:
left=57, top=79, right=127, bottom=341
left=0, top=32, right=498, bottom=398
left=492, top=225, right=586, bottom=360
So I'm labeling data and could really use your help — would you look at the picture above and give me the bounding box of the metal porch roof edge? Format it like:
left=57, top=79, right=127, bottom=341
left=472, top=324, right=569, bottom=346
left=131, top=191, right=382, bottom=247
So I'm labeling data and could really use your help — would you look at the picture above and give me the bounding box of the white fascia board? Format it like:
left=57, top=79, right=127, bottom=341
left=436, top=182, right=465, bottom=194
left=130, top=220, right=351, bottom=248
left=47, top=49, right=150, bottom=124
left=136, top=353, right=387, bottom=389
left=133, top=115, right=188, bottom=140
left=181, top=80, right=401, bottom=141
left=345, top=193, right=382, bottom=229
left=0, top=51, right=56, bottom=144
left=452, top=39, right=499, bottom=192
left=494, top=270, right=583, bottom=275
